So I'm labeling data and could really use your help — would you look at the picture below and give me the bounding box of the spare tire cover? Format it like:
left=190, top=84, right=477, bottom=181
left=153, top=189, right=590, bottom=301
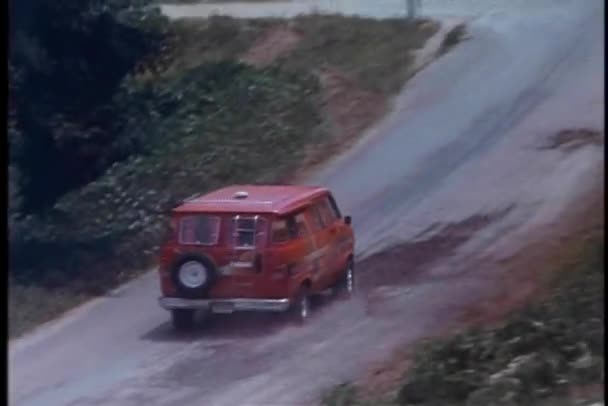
left=170, top=253, right=217, bottom=298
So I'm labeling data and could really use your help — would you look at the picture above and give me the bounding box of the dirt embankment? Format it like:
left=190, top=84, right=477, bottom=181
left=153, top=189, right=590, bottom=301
left=241, top=25, right=302, bottom=67
left=242, top=24, right=388, bottom=165
left=241, top=17, right=451, bottom=183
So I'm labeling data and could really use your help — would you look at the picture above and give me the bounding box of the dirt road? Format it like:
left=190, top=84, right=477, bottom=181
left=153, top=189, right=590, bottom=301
left=9, top=1, right=604, bottom=405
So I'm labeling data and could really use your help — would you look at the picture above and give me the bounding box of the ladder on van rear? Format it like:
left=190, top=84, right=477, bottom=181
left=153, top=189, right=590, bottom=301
left=230, top=215, right=264, bottom=270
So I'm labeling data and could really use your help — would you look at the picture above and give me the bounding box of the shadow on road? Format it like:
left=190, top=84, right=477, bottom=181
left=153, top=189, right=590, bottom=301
left=140, top=311, right=289, bottom=342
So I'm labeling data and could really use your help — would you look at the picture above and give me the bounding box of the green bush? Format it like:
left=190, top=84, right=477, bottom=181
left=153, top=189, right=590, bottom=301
left=397, top=241, right=604, bottom=406
left=9, top=0, right=168, bottom=212
left=10, top=61, right=324, bottom=291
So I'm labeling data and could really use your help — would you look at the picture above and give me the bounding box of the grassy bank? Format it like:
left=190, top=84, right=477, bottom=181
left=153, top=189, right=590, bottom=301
left=9, top=63, right=323, bottom=336
left=322, top=231, right=604, bottom=406
left=10, top=15, right=439, bottom=337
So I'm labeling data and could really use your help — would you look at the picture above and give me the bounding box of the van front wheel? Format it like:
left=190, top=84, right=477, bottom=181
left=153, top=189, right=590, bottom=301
left=336, top=260, right=355, bottom=298
left=171, top=309, right=195, bottom=331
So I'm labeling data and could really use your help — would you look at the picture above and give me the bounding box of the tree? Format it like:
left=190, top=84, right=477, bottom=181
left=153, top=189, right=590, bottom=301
left=8, top=0, right=168, bottom=212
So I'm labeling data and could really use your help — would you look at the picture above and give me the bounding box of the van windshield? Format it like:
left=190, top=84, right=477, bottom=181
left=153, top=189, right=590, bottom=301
left=178, top=215, right=221, bottom=245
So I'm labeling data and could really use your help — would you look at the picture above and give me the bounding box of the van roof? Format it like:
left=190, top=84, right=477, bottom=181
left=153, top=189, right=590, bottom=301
left=173, top=185, right=328, bottom=216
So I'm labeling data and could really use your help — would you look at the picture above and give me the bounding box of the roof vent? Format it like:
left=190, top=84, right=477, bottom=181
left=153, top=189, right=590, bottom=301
left=234, top=191, right=249, bottom=200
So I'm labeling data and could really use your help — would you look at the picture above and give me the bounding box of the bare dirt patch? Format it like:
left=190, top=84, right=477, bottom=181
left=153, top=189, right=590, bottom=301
left=240, top=25, right=302, bottom=68
left=358, top=206, right=514, bottom=292
left=159, top=17, right=271, bottom=75
left=455, top=174, right=604, bottom=329
left=288, top=66, right=388, bottom=182
left=356, top=346, right=413, bottom=403
left=318, top=67, right=387, bottom=145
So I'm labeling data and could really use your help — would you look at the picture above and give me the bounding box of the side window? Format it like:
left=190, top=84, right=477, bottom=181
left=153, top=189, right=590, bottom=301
left=327, top=193, right=342, bottom=219
left=315, top=196, right=338, bottom=228
left=294, top=212, right=309, bottom=237
left=309, top=205, right=325, bottom=231
left=179, top=215, right=221, bottom=245
left=272, top=213, right=310, bottom=244
left=271, top=219, right=290, bottom=244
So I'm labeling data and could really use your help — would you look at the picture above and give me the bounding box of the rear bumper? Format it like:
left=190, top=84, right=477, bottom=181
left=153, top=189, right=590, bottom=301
left=158, top=296, right=291, bottom=313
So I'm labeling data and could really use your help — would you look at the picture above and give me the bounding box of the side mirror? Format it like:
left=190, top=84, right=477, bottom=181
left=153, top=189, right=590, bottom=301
left=344, top=215, right=352, bottom=226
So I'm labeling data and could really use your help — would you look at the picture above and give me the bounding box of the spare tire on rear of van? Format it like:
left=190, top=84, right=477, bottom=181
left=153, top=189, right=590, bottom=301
left=170, top=253, right=218, bottom=298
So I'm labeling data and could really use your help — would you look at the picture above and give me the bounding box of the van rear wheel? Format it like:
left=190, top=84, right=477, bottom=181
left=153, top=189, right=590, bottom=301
left=289, top=288, right=311, bottom=324
left=171, top=309, right=195, bottom=331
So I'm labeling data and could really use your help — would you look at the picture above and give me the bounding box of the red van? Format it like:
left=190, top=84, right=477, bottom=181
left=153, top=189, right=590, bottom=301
left=158, top=185, right=355, bottom=330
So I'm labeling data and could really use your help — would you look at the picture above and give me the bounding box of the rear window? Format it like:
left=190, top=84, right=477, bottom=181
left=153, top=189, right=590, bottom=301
left=178, top=215, right=221, bottom=245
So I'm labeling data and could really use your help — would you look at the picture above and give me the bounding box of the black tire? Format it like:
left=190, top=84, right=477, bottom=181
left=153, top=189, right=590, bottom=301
left=171, top=309, right=195, bottom=331
left=336, top=259, right=355, bottom=298
left=170, top=253, right=217, bottom=298
left=289, top=287, right=311, bottom=324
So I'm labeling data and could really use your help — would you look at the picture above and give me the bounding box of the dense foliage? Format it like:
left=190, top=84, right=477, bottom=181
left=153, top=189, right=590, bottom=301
left=10, top=62, right=321, bottom=290
left=8, top=0, right=318, bottom=288
left=9, top=0, right=168, bottom=212
left=397, top=242, right=604, bottom=406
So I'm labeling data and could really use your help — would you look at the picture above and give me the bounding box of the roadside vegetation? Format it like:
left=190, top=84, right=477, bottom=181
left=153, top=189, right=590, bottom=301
left=322, top=226, right=604, bottom=406
left=9, top=0, right=439, bottom=337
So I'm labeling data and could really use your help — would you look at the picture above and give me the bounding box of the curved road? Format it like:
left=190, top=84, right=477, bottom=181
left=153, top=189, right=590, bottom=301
left=9, top=1, right=604, bottom=405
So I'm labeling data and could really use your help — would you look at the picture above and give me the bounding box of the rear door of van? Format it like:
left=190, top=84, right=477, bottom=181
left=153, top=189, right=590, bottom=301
left=212, top=214, right=270, bottom=300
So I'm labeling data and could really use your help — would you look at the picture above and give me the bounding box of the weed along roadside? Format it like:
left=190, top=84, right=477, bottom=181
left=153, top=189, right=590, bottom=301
left=8, top=6, right=443, bottom=338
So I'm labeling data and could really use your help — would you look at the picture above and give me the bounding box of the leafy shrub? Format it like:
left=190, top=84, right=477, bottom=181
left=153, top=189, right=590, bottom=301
left=9, top=0, right=168, bottom=212
left=10, top=61, right=324, bottom=290
left=397, top=241, right=604, bottom=406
